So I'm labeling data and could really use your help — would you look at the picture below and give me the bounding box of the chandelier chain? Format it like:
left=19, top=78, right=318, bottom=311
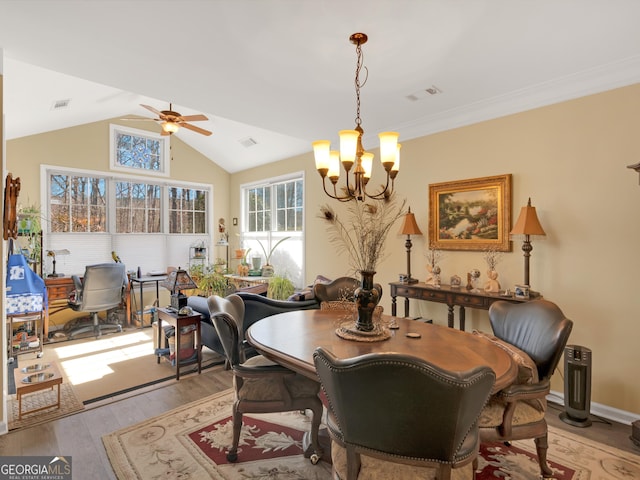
left=354, top=41, right=368, bottom=128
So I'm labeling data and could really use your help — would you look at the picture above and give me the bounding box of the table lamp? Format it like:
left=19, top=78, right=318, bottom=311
left=509, top=198, right=546, bottom=292
left=46, top=249, right=70, bottom=278
left=161, top=268, right=197, bottom=311
left=399, top=207, right=423, bottom=284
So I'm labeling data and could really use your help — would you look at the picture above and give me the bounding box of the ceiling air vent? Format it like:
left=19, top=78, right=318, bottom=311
left=405, top=85, right=442, bottom=102
left=239, top=137, right=257, bottom=148
left=51, top=99, right=71, bottom=110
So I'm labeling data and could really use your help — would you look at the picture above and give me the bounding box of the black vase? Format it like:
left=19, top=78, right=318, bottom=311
left=354, top=270, right=380, bottom=332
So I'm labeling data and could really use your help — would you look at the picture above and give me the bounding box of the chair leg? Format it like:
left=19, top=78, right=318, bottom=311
left=534, top=433, right=554, bottom=478
left=227, top=404, right=243, bottom=462
left=303, top=396, right=324, bottom=464
left=345, top=447, right=361, bottom=480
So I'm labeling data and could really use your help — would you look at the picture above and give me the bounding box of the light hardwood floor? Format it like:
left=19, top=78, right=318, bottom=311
left=0, top=365, right=637, bottom=479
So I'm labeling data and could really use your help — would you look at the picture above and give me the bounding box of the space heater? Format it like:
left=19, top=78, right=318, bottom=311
left=559, top=345, right=592, bottom=427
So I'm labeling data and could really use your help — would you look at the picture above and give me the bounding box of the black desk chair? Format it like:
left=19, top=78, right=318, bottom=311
left=67, top=263, right=126, bottom=339
left=313, top=347, right=495, bottom=480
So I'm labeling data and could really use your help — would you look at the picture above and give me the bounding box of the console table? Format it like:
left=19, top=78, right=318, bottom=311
left=389, top=282, right=534, bottom=331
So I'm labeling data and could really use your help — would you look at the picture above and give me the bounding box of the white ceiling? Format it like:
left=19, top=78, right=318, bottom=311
left=1, top=1, right=640, bottom=174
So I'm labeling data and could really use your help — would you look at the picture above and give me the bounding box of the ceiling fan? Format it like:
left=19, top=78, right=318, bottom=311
left=125, top=103, right=213, bottom=136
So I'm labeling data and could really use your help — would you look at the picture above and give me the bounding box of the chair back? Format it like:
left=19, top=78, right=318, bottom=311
left=208, top=294, right=246, bottom=360
left=489, top=299, right=573, bottom=381
left=209, top=308, right=242, bottom=367
left=313, top=276, right=382, bottom=303
left=74, top=263, right=126, bottom=312
left=313, top=347, right=495, bottom=465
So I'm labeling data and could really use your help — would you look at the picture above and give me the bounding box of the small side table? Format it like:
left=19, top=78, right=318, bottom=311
left=156, top=308, right=202, bottom=380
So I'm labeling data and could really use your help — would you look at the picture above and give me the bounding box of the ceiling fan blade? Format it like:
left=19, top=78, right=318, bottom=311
left=181, top=122, right=213, bottom=136
left=140, top=104, right=163, bottom=116
left=180, top=114, right=209, bottom=122
left=120, top=117, right=158, bottom=121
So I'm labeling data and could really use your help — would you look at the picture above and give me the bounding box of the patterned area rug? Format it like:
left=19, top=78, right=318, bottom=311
left=103, top=389, right=640, bottom=480
left=7, top=382, right=84, bottom=431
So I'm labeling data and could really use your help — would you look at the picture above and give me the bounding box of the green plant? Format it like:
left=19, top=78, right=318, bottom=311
left=189, top=264, right=229, bottom=297
left=17, top=203, right=42, bottom=263
left=257, top=237, right=291, bottom=266
left=267, top=274, right=295, bottom=300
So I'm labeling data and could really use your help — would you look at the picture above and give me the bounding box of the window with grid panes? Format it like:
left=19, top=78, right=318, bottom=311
left=49, top=174, right=107, bottom=233
left=168, top=187, right=207, bottom=234
left=242, top=175, right=304, bottom=288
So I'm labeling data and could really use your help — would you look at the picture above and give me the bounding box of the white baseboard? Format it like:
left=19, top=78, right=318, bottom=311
left=548, top=389, right=640, bottom=426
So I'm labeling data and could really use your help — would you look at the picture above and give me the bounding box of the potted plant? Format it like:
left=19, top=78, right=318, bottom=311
left=257, top=236, right=290, bottom=277
left=267, top=274, right=295, bottom=300
left=17, top=203, right=42, bottom=266
left=190, top=264, right=230, bottom=297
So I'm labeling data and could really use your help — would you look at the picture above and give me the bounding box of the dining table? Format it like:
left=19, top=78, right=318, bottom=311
left=246, top=309, right=517, bottom=394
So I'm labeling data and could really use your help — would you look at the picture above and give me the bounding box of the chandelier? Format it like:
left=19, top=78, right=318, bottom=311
left=313, top=33, right=400, bottom=202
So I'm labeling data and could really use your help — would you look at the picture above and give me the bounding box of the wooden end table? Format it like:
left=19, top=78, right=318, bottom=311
left=13, top=361, right=63, bottom=420
left=156, top=308, right=202, bottom=380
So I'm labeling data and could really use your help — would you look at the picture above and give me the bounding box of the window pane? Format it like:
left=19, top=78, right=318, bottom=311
left=168, top=187, right=207, bottom=234
left=116, top=130, right=162, bottom=171
left=116, top=181, right=162, bottom=233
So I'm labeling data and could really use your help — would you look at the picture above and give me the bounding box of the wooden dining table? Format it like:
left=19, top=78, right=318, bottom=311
left=246, top=309, right=517, bottom=393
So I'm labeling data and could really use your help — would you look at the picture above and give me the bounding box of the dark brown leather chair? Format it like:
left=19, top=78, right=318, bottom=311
left=209, top=307, right=324, bottom=464
left=313, top=276, right=382, bottom=303
left=313, top=347, right=495, bottom=480
left=477, top=299, right=573, bottom=478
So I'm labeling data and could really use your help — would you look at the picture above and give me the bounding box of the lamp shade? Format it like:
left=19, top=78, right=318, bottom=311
left=399, top=207, right=423, bottom=236
left=510, top=198, right=546, bottom=237
left=160, top=268, right=197, bottom=293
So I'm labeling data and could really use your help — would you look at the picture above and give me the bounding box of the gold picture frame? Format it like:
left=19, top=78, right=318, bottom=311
left=429, top=174, right=512, bottom=252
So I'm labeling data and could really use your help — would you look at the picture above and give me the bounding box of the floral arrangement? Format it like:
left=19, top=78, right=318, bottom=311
left=319, top=195, right=407, bottom=273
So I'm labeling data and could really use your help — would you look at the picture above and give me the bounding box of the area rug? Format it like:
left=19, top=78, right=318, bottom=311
left=7, top=382, right=84, bottom=431
left=103, top=389, right=640, bottom=480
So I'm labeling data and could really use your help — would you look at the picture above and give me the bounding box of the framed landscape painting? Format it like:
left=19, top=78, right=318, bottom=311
left=428, top=174, right=512, bottom=251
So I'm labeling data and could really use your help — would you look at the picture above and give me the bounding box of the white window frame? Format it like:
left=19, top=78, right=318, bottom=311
left=240, top=171, right=305, bottom=288
left=109, top=124, right=171, bottom=177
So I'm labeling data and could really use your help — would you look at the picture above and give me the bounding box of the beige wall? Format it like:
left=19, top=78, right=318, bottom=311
left=231, top=84, right=640, bottom=416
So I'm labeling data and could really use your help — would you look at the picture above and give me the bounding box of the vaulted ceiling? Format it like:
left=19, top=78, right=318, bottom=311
left=1, top=1, right=640, bottom=173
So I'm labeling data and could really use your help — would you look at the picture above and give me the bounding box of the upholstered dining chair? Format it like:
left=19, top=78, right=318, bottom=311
left=313, top=347, right=496, bottom=480
left=207, top=294, right=247, bottom=367
left=67, top=263, right=127, bottom=339
left=208, top=305, right=324, bottom=465
left=476, top=299, right=573, bottom=478
left=313, top=276, right=382, bottom=303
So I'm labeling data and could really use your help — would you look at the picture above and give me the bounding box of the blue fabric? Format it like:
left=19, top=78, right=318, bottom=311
left=6, top=254, right=47, bottom=314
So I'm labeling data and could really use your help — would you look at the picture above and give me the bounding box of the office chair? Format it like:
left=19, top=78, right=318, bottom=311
left=67, top=263, right=127, bottom=339
left=314, top=347, right=495, bottom=480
